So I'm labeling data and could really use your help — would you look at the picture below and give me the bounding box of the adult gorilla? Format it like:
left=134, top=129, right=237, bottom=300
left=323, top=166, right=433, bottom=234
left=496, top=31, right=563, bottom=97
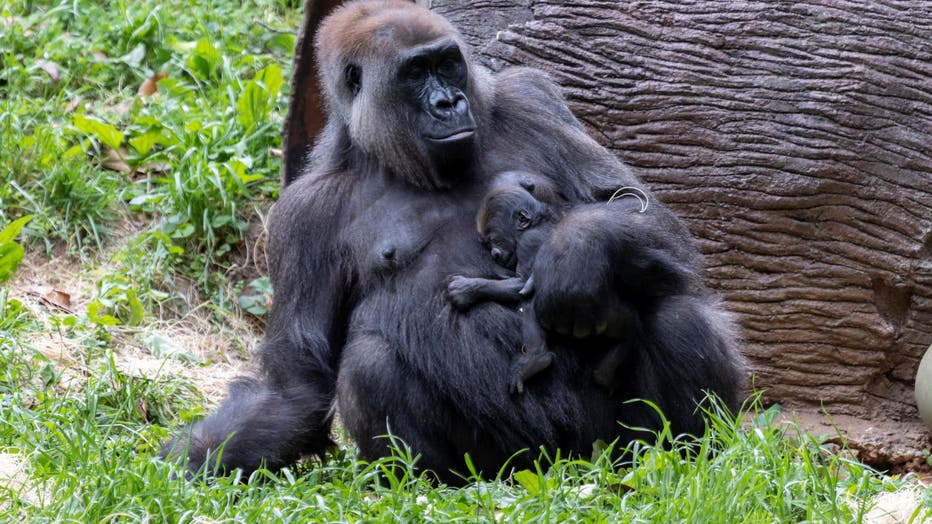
left=163, top=0, right=746, bottom=482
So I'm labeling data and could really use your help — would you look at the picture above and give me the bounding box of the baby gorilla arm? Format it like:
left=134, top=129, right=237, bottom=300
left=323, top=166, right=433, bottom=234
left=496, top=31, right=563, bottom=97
left=446, top=275, right=526, bottom=310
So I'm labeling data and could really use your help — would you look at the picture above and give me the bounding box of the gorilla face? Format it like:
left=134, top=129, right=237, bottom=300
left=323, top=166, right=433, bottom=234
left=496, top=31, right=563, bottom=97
left=340, top=39, right=479, bottom=188
left=398, top=41, right=476, bottom=150
left=395, top=39, right=477, bottom=180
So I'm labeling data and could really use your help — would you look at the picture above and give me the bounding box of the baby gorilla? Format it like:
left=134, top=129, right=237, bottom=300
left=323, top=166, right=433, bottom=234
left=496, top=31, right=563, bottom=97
left=448, top=171, right=634, bottom=393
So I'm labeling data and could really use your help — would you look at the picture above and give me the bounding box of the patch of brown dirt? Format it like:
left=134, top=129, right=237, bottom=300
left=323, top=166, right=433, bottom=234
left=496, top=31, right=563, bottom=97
left=781, top=409, right=932, bottom=480
left=8, top=222, right=262, bottom=405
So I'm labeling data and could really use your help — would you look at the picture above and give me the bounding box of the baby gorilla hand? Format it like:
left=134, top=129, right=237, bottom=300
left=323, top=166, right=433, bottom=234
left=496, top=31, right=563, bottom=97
left=446, top=275, right=485, bottom=310
left=446, top=275, right=526, bottom=310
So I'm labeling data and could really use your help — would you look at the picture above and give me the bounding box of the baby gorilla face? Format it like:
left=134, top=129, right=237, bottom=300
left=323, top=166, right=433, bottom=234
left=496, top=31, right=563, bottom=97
left=478, top=187, right=543, bottom=270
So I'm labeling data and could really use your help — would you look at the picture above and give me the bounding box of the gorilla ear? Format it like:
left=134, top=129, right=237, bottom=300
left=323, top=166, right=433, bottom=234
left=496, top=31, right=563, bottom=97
left=519, top=178, right=536, bottom=193
left=515, top=209, right=532, bottom=230
left=344, top=63, right=361, bottom=96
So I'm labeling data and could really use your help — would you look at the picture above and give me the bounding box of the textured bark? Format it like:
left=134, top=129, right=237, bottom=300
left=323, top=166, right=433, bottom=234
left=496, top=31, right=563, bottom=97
left=283, top=0, right=344, bottom=186
left=425, top=0, right=932, bottom=420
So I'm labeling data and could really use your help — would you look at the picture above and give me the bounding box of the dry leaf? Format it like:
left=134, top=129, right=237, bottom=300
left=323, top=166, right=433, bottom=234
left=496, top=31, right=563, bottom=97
left=26, top=286, right=75, bottom=313
left=64, top=97, right=82, bottom=114
left=111, top=100, right=133, bottom=116
left=91, top=51, right=107, bottom=61
left=101, top=147, right=132, bottom=173
left=44, top=289, right=72, bottom=309
left=138, top=72, right=168, bottom=96
left=137, top=162, right=171, bottom=174
left=37, top=60, right=59, bottom=82
left=135, top=399, right=148, bottom=422
left=269, top=147, right=283, bottom=158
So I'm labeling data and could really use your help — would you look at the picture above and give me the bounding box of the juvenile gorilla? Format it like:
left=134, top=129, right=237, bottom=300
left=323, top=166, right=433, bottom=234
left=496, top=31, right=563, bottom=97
left=447, top=171, right=564, bottom=394
left=447, top=171, right=636, bottom=393
left=163, top=0, right=746, bottom=482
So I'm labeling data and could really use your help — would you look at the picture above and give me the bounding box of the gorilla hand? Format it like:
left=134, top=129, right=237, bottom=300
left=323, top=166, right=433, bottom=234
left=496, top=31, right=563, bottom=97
left=446, top=275, right=526, bottom=310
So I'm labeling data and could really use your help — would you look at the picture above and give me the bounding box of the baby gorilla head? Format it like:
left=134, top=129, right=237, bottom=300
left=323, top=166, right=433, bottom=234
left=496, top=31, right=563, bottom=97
left=476, top=171, right=562, bottom=271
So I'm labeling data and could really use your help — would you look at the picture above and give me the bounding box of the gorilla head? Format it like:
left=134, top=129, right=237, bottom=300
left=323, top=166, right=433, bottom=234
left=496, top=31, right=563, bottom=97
left=476, top=171, right=563, bottom=270
left=316, top=0, right=490, bottom=189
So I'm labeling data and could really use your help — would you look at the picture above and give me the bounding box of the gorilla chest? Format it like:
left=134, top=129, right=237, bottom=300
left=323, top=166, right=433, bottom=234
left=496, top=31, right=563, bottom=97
left=345, top=189, right=486, bottom=281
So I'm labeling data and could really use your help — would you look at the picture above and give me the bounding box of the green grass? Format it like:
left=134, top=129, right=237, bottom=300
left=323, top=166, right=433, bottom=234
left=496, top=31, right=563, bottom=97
left=0, top=0, right=929, bottom=521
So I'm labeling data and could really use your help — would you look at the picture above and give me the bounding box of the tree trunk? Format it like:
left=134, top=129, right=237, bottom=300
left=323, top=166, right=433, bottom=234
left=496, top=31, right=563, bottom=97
left=425, top=0, right=932, bottom=422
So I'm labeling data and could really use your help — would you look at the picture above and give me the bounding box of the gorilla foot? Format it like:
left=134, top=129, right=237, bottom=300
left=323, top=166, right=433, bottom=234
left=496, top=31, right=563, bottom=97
left=508, top=350, right=554, bottom=394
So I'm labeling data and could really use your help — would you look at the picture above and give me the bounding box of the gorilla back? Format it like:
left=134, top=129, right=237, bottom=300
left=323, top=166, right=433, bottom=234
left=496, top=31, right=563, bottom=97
left=162, top=0, right=746, bottom=483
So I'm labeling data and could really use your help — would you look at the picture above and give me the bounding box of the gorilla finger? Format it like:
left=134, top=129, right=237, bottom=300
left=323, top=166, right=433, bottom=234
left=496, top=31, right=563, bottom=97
left=519, top=274, right=535, bottom=298
left=594, top=318, right=609, bottom=335
left=551, top=306, right=574, bottom=335
left=573, top=318, right=593, bottom=338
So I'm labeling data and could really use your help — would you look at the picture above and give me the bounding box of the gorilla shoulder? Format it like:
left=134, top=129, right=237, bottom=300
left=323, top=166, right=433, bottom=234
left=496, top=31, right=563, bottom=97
left=492, top=67, right=581, bottom=129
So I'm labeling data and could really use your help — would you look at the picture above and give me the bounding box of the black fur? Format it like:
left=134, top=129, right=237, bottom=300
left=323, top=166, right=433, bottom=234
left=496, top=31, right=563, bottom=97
left=162, top=0, right=746, bottom=483
left=447, top=171, right=638, bottom=393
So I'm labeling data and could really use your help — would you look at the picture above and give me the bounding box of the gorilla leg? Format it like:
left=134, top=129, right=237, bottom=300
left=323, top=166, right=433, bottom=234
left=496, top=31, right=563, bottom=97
left=617, top=295, right=745, bottom=436
left=508, top=306, right=554, bottom=395
left=337, top=332, right=464, bottom=482
left=161, top=338, right=334, bottom=477
left=337, top=330, right=542, bottom=484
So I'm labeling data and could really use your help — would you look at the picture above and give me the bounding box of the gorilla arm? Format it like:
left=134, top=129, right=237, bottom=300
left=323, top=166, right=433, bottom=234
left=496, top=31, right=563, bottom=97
left=161, top=173, right=352, bottom=476
left=529, top=194, right=702, bottom=339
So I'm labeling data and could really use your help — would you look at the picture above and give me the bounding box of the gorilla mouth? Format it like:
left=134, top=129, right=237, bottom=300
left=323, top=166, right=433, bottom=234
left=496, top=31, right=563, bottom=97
left=426, top=128, right=476, bottom=143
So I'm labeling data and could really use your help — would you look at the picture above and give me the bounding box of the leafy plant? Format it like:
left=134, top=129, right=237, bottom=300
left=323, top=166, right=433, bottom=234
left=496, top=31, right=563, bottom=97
left=0, top=215, right=32, bottom=283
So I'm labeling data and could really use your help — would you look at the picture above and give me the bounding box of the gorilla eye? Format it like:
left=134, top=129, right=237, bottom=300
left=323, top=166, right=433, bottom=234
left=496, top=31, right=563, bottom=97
left=516, top=210, right=532, bottom=230
left=437, top=57, right=459, bottom=77
left=403, top=61, right=427, bottom=82
left=344, top=64, right=361, bottom=96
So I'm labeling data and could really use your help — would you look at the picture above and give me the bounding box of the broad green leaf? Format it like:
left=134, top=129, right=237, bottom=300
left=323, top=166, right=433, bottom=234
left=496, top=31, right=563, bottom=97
left=236, top=65, right=283, bottom=131
left=129, top=130, right=163, bottom=155
left=87, top=300, right=121, bottom=326
left=74, top=114, right=124, bottom=150
left=0, top=242, right=25, bottom=285
left=119, top=43, right=146, bottom=68
left=126, top=289, right=144, bottom=326
left=186, top=37, right=221, bottom=79
left=255, top=64, right=283, bottom=99
left=512, top=469, right=541, bottom=495
left=127, top=193, right=162, bottom=207
left=236, top=81, right=265, bottom=131
left=0, top=215, right=32, bottom=243
left=171, top=223, right=195, bottom=239
left=266, top=33, right=295, bottom=55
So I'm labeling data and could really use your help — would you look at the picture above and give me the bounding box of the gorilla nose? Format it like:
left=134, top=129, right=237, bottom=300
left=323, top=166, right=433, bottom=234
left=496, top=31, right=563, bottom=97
left=430, top=91, right=468, bottom=119
left=490, top=247, right=504, bottom=263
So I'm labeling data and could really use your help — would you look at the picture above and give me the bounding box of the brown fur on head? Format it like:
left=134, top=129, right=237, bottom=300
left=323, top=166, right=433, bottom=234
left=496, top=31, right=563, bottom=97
left=315, top=0, right=492, bottom=189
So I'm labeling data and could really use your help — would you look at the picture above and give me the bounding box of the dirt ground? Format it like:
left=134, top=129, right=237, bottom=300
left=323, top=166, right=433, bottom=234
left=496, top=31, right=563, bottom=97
left=783, top=409, right=932, bottom=480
